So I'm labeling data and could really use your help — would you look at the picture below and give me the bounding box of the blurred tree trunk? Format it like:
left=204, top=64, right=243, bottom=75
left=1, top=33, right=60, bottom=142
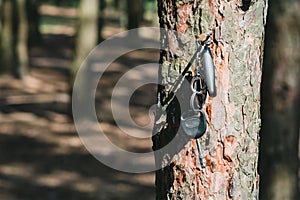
left=15, top=0, right=29, bottom=78
left=0, top=0, right=2, bottom=33
left=114, top=0, right=120, bottom=9
left=0, top=0, right=14, bottom=74
left=70, top=0, right=99, bottom=84
left=70, top=0, right=99, bottom=116
left=0, top=0, right=3, bottom=69
left=0, top=0, right=28, bottom=78
left=98, top=0, right=106, bottom=42
left=126, top=0, right=143, bottom=38
left=126, top=0, right=143, bottom=30
left=153, top=0, right=268, bottom=199
left=259, top=0, right=300, bottom=199
left=26, top=0, right=41, bottom=46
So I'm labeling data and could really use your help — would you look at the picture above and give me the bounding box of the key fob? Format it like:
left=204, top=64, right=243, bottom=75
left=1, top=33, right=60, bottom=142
left=181, top=109, right=207, bottom=138
left=202, top=46, right=217, bottom=97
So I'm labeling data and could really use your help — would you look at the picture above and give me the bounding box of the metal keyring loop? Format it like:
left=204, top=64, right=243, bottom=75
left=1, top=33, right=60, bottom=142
left=190, top=92, right=202, bottom=112
left=190, top=76, right=203, bottom=94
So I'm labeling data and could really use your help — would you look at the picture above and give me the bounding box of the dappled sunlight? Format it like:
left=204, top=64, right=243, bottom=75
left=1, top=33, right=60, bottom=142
left=39, top=4, right=77, bottom=36
left=39, top=5, right=78, bottom=18
left=30, top=57, right=71, bottom=70
left=0, top=1, right=159, bottom=199
left=93, top=48, right=159, bottom=153
left=0, top=50, right=155, bottom=200
left=100, top=122, right=153, bottom=152
left=40, top=25, right=75, bottom=36
left=0, top=163, right=34, bottom=178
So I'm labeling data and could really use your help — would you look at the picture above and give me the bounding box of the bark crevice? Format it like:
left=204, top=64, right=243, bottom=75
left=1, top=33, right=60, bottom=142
left=240, top=0, right=253, bottom=12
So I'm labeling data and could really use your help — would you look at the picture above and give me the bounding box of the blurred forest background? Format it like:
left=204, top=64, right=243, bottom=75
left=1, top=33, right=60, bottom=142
left=0, top=0, right=299, bottom=200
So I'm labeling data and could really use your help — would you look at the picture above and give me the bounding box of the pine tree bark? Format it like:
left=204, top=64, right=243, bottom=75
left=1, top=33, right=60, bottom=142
left=259, top=0, right=300, bottom=199
left=153, top=0, right=268, bottom=199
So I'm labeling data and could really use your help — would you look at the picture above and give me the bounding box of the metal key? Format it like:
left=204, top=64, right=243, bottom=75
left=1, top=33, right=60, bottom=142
left=196, top=139, right=206, bottom=168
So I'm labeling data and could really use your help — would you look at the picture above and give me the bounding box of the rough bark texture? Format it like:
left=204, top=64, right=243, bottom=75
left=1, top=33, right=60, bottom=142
left=153, top=0, right=268, bottom=199
left=259, top=0, right=300, bottom=199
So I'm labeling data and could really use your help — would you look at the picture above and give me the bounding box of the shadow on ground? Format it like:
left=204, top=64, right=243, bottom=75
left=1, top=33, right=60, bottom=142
left=0, top=32, right=157, bottom=200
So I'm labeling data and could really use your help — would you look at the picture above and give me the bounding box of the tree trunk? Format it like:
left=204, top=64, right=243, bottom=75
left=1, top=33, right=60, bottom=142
left=0, top=0, right=28, bottom=78
left=126, top=0, right=143, bottom=39
left=26, top=0, right=41, bottom=46
left=70, top=0, right=99, bottom=115
left=15, top=0, right=29, bottom=78
left=0, top=0, right=14, bottom=74
left=259, top=0, right=300, bottom=199
left=153, top=0, right=268, bottom=199
left=0, top=0, right=2, bottom=33
left=98, top=0, right=106, bottom=42
left=0, top=0, right=3, bottom=65
left=126, top=0, right=143, bottom=30
left=70, top=0, right=99, bottom=85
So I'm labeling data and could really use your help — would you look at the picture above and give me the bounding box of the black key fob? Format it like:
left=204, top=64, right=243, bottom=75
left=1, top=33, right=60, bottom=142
left=181, top=109, right=207, bottom=139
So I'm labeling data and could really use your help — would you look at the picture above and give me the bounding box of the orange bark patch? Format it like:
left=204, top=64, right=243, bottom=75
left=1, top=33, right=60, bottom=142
left=206, top=98, right=213, bottom=125
left=205, top=154, right=211, bottom=167
left=177, top=4, right=193, bottom=34
left=214, top=43, right=230, bottom=70
left=215, top=144, right=227, bottom=173
left=173, top=165, right=186, bottom=190
left=177, top=171, right=184, bottom=185
left=199, top=33, right=208, bottom=42
left=207, top=0, right=212, bottom=7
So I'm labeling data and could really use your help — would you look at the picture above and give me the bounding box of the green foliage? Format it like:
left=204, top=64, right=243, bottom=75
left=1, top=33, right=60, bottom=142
left=145, top=0, right=156, bottom=14
left=40, top=15, right=76, bottom=26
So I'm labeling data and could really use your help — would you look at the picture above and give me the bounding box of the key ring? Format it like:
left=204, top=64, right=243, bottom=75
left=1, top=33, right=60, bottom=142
left=190, top=76, right=204, bottom=94
left=190, top=92, right=202, bottom=112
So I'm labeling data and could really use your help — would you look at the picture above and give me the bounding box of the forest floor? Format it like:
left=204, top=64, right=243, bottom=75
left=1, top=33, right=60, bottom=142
left=0, top=4, right=159, bottom=200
